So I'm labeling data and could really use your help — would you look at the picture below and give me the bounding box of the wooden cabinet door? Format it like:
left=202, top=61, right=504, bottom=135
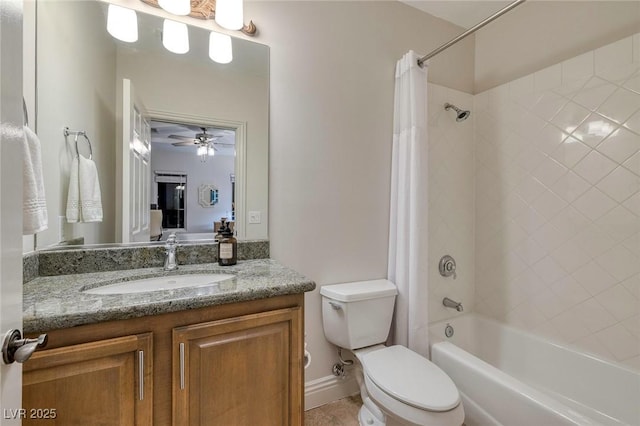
left=23, top=333, right=153, bottom=425
left=173, top=307, right=302, bottom=426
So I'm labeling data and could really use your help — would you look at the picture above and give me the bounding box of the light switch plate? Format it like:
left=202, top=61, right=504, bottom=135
left=248, top=211, right=261, bottom=224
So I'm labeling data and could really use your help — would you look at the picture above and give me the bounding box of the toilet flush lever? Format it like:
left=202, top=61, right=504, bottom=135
left=439, top=255, right=457, bottom=279
left=328, top=301, right=343, bottom=310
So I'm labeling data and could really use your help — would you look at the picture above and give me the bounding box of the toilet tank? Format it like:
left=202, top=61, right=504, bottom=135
left=320, top=279, right=398, bottom=350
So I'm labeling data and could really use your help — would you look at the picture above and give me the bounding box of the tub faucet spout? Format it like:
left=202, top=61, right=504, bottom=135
left=443, top=297, right=463, bottom=312
left=164, top=233, right=179, bottom=271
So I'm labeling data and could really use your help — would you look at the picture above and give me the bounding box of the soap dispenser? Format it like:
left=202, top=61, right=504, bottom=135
left=218, top=223, right=237, bottom=266
left=215, top=218, right=227, bottom=241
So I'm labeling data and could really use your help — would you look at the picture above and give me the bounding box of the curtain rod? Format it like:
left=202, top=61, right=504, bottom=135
left=418, top=0, right=526, bottom=67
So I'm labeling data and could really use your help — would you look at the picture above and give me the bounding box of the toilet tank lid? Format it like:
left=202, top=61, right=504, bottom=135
left=320, top=279, right=397, bottom=302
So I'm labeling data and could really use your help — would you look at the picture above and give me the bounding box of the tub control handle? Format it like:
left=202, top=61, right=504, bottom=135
left=439, top=255, right=457, bottom=279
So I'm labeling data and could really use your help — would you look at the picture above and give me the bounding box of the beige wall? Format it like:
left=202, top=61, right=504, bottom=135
left=244, top=0, right=476, bottom=404
left=475, top=1, right=640, bottom=92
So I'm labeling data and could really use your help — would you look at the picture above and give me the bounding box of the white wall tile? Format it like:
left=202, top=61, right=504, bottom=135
left=550, top=137, right=591, bottom=168
left=623, top=192, right=640, bottom=216
left=550, top=171, right=591, bottom=202
left=572, top=77, right=618, bottom=111
left=571, top=298, right=617, bottom=333
left=595, top=323, right=640, bottom=361
left=596, top=166, right=640, bottom=202
left=596, top=127, right=640, bottom=164
left=596, top=284, right=639, bottom=321
left=597, top=88, right=640, bottom=124
left=561, top=51, right=594, bottom=87
left=551, top=101, right=591, bottom=132
left=595, top=244, right=640, bottom=282
left=623, top=150, right=640, bottom=175
left=623, top=73, right=640, bottom=95
left=474, top=37, right=639, bottom=369
left=572, top=187, right=617, bottom=220
left=532, top=157, right=568, bottom=187
left=573, top=113, right=616, bottom=147
left=531, top=92, right=569, bottom=121
left=624, top=110, right=640, bottom=134
left=573, top=150, right=618, bottom=184
left=596, top=205, right=640, bottom=242
left=571, top=261, right=618, bottom=296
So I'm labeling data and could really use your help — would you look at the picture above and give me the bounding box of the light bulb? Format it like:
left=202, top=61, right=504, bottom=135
left=162, top=19, right=189, bottom=54
left=215, top=0, right=243, bottom=30
left=209, top=32, right=233, bottom=64
left=197, top=145, right=207, bottom=156
left=107, top=4, right=138, bottom=43
left=208, top=144, right=215, bottom=156
left=158, top=0, right=191, bottom=16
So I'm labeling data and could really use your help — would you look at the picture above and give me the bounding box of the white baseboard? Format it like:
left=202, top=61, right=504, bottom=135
left=305, top=374, right=360, bottom=410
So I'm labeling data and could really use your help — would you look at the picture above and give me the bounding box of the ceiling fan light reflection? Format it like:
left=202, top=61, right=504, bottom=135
left=158, top=0, right=191, bottom=16
left=196, top=145, right=208, bottom=156
left=215, top=0, right=244, bottom=30
left=209, top=32, right=233, bottom=64
left=162, top=19, right=189, bottom=54
left=107, top=4, right=138, bottom=43
left=587, top=121, right=614, bottom=137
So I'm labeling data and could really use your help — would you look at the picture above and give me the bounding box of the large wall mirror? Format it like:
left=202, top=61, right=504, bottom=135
left=24, top=0, right=268, bottom=250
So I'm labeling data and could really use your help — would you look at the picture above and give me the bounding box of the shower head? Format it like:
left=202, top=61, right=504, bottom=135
left=444, top=103, right=471, bottom=122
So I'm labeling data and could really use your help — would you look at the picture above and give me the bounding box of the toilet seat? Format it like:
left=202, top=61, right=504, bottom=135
left=360, top=346, right=464, bottom=425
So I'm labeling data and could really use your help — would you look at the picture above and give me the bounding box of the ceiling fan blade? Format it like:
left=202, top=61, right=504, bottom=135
left=168, top=135, right=196, bottom=141
left=171, top=141, right=198, bottom=146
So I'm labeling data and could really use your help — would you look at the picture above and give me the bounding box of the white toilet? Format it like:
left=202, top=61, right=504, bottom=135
left=320, top=279, right=464, bottom=426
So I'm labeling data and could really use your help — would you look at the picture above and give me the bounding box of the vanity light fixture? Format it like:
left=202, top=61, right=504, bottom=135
left=209, top=32, right=233, bottom=64
left=158, top=0, right=191, bottom=16
left=162, top=19, right=189, bottom=54
left=107, top=4, right=138, bottom=43
left=214, top=0, right=243, bottom=30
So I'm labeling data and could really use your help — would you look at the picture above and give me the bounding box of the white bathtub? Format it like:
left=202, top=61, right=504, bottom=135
left=429, top=314, right=640, bottom=426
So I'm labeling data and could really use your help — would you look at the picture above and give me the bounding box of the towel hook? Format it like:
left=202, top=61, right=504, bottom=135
left=63, top=127, right=93, bottom=160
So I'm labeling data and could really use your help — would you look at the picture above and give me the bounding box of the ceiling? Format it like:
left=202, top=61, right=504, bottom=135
left=150, top=121, right=236, bottom=156
left=400, top=1, right=512, bottom=29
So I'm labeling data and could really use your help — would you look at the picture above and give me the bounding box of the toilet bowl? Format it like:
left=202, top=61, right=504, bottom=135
left=356, top=345, right=464, bottom=426
left=320, top=280, right=464, bottom=426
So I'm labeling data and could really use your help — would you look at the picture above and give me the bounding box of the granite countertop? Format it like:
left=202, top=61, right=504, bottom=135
left=24, top=259, right=315, bottom=333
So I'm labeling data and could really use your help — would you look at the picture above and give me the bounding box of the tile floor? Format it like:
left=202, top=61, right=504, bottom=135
left=305, top=395, right=362, bottom=426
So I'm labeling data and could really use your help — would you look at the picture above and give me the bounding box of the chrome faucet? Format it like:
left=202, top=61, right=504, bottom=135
left=443, top=297, right=463, bottom=312
left=164, top=233, right=179, bottom=271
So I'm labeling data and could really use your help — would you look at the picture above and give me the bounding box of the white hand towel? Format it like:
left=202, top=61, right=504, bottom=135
left=23, top=125, right=48, bottom=234
left=78, top=155, right=103, bottom=222
left=66, top=155, right=103, bottom=223
left=66, top=157, right=80, bottom=223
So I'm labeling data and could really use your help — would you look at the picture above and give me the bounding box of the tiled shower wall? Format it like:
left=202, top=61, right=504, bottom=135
left=474, top=34, right=640, bottom=370
left=427, top=83, right=475, bottom=324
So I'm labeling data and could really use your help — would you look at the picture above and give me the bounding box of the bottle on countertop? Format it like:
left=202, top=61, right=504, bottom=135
left=218, top=222, right=237, bottom=266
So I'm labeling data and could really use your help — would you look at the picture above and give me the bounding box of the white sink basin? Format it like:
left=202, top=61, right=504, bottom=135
left=83, top=273, right=235, bottom=295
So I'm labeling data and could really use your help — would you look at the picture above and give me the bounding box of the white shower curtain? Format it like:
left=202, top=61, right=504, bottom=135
left=388, top=51, right=429, bottom=357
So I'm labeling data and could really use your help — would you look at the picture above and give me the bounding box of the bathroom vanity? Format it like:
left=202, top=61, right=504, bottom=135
left=22, top=258, right=315, bottom=425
